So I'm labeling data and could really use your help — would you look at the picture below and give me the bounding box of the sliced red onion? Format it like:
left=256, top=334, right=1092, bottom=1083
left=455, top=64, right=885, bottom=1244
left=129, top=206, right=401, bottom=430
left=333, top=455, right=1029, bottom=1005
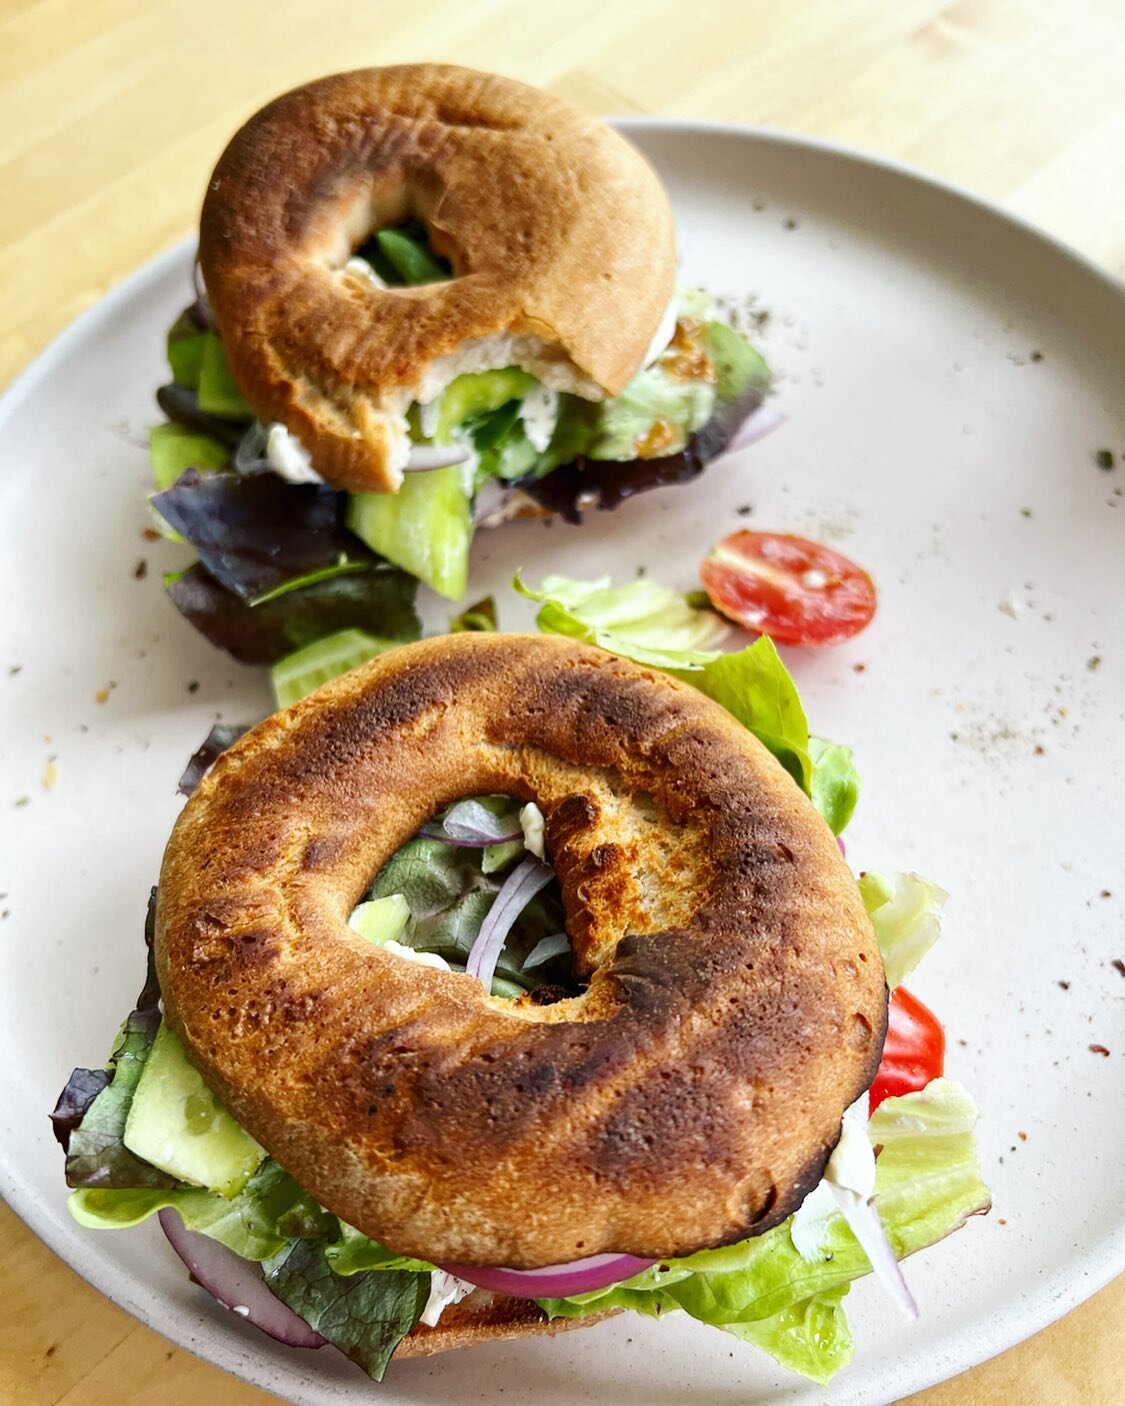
left=437, top=1252, right=655, bottom=1300
left=728, top=404, right=784, bottom=453
left=158, top=1208, right=325, bottom=1349
left=827, top=1184, right=918, bottom=1320
left=404, top=443, right=469, bottom=472
left=837, top=836, right=847, bottom=858
left=420, top=799, right=523, bottom=847
left=465, top=856, right=553, bottom=991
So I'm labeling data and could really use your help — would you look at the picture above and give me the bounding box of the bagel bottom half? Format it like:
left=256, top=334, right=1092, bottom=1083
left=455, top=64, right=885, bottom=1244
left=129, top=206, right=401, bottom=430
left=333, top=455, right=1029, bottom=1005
left=395, top=1290, right=614, bottom=1358
left=156, top=632, right=887, bottom=1269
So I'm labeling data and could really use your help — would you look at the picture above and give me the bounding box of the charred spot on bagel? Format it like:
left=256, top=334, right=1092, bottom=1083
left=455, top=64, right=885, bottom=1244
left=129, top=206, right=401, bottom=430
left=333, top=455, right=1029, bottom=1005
left=301, top=833, right=346, bottom=871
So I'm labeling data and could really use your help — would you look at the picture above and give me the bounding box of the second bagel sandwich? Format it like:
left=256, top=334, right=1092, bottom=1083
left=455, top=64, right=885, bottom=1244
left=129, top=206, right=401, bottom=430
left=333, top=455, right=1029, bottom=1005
left=146, top=65, right=773, bottom=664
left=55, top=625, right=990, bottom=1385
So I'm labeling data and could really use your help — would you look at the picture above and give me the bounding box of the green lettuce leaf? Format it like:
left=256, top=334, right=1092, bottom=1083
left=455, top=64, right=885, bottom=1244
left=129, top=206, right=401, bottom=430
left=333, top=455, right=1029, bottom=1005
left=449, top=596, right=497, bottom=633
left=517, top=575, right=864, bottom=819
left=262, top=1239, right=428, bottom=1381
left=540, top=1081, right=989, bottom=1384
left=63, top=926, right=172, bottom=1191
left=63, top=1005, right=175, bottom=1190
left=69, top=1158, right=334, bottom=1259
left=514, top=573, right=729, bottom=669
left=808, top=737, right=860, bottom=835
left=325, top=1222, right=434, bottom=1276
left=859, top=871, right=948, bottom=989
left=584, top=362, right=715, bottom=461
left=722, top=1284, right=853, bottom=1385
left=686, top=637, right=812, bottom=791
left=703, top=319, right=772, bottom=404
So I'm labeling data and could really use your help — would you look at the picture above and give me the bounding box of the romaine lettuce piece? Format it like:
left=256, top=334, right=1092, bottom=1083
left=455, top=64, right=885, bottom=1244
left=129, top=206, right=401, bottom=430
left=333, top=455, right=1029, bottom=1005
left=584, top=363, right=715, bottom=462
left=515, top=575, right=866, bottom=824
left=514, top=573, right=729, bottom=669
left=325, top=1222, right=433, bottom=1276
left=722, top=1284, right=853, bottom=1385
left=683, top=637, right=812, bottom=792
left=808, top=736, right=860, bottom=836
left=703, top=319, right=771, bottom=404
left=349, top=466, right=472, bottom=600
left=69, top=1157, right=333, bottom=1260
left=858, top=871, right=948, bottom=989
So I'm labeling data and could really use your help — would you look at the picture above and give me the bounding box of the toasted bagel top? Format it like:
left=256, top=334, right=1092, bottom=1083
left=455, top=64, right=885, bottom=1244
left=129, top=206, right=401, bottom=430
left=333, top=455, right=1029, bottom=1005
left=155, top=634, right=886, bottom=1267
left=198, top=66, right=677, bottom=492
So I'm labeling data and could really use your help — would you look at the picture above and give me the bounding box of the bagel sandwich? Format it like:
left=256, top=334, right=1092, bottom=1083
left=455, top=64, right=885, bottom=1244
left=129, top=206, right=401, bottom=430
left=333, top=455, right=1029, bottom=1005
left=145, top=65, right=773, bottom=664
left=54, top=609, right=989, bottom=1386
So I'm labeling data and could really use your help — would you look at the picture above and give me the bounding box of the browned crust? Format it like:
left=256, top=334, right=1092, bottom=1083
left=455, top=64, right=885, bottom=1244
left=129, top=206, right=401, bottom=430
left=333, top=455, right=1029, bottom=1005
left=156, top=633, right=887, bottom=1267
left=395, top=1290, right=611, bottom=1359
left=198, top=66, right=677, bottom=492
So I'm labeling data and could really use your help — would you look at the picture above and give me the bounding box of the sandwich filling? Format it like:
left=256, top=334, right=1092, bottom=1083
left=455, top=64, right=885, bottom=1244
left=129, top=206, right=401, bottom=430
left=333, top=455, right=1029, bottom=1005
left=148, top=230, right=770, bottom=663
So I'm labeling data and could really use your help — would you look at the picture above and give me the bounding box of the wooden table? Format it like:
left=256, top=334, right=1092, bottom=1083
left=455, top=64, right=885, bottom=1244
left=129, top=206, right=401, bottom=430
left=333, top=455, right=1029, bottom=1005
left=1, top=1, right=1122, bottom=1401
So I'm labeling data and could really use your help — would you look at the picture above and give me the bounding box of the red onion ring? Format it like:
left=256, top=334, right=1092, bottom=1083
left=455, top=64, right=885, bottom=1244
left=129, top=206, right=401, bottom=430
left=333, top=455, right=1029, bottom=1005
left=419, top=798, right=523, bottom=847
left=437, top=1251, right=656, bottom=1300
left=465, top=856, right=553, bottom=991
left=158, top=1208, right=325, bottom=1348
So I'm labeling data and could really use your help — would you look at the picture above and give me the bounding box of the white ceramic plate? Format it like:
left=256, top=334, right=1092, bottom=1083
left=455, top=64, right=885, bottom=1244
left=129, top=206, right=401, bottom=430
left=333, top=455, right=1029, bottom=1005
left=1, top=121, right=1122, bottom=1405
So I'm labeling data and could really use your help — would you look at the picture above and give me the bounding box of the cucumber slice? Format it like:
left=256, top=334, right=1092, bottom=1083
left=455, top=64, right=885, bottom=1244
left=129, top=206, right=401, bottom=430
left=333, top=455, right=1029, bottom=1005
left=347, top=466, right=472, bottom=600
left=148, top=423, right=229, bottom=491
left=197, top=332, right=252, bottom=420
left=348, top=894, right=411, bottom=947
left=166, top=312, right=209, bottom=390
left=435, top=368, right=537, bottom=443
left=122, top=1023, right=263, bottom=1198
left=271, top=628, right=397, bottom=708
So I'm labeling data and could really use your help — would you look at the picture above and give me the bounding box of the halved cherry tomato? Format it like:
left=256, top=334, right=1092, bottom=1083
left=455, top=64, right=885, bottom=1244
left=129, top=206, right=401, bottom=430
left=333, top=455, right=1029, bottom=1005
left=869, top=986, right=945, bottom=1115
left=700, top=530, right=876, bottom=645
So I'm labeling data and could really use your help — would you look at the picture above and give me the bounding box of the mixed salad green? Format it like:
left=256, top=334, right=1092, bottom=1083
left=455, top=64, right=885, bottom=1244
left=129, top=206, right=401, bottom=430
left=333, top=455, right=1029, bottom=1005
left=53, top=576, right=989, bottom=1385
left=146, top=227, right=770, bottom=662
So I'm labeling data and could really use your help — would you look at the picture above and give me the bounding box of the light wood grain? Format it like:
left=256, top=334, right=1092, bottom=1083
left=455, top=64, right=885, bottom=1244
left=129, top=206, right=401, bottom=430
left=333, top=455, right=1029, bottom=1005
left=2, top=1, right=1122, bottom=1402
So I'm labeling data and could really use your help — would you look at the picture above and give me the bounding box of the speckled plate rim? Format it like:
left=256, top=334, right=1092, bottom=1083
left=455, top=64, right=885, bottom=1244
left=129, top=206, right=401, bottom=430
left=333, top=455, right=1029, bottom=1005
left=0, top=117, right=1122, bottom=1405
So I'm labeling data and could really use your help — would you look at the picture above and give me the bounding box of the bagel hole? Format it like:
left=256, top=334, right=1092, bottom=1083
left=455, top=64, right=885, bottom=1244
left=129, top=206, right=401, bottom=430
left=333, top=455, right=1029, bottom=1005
left=349, top=792, right=580, bottom=1003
